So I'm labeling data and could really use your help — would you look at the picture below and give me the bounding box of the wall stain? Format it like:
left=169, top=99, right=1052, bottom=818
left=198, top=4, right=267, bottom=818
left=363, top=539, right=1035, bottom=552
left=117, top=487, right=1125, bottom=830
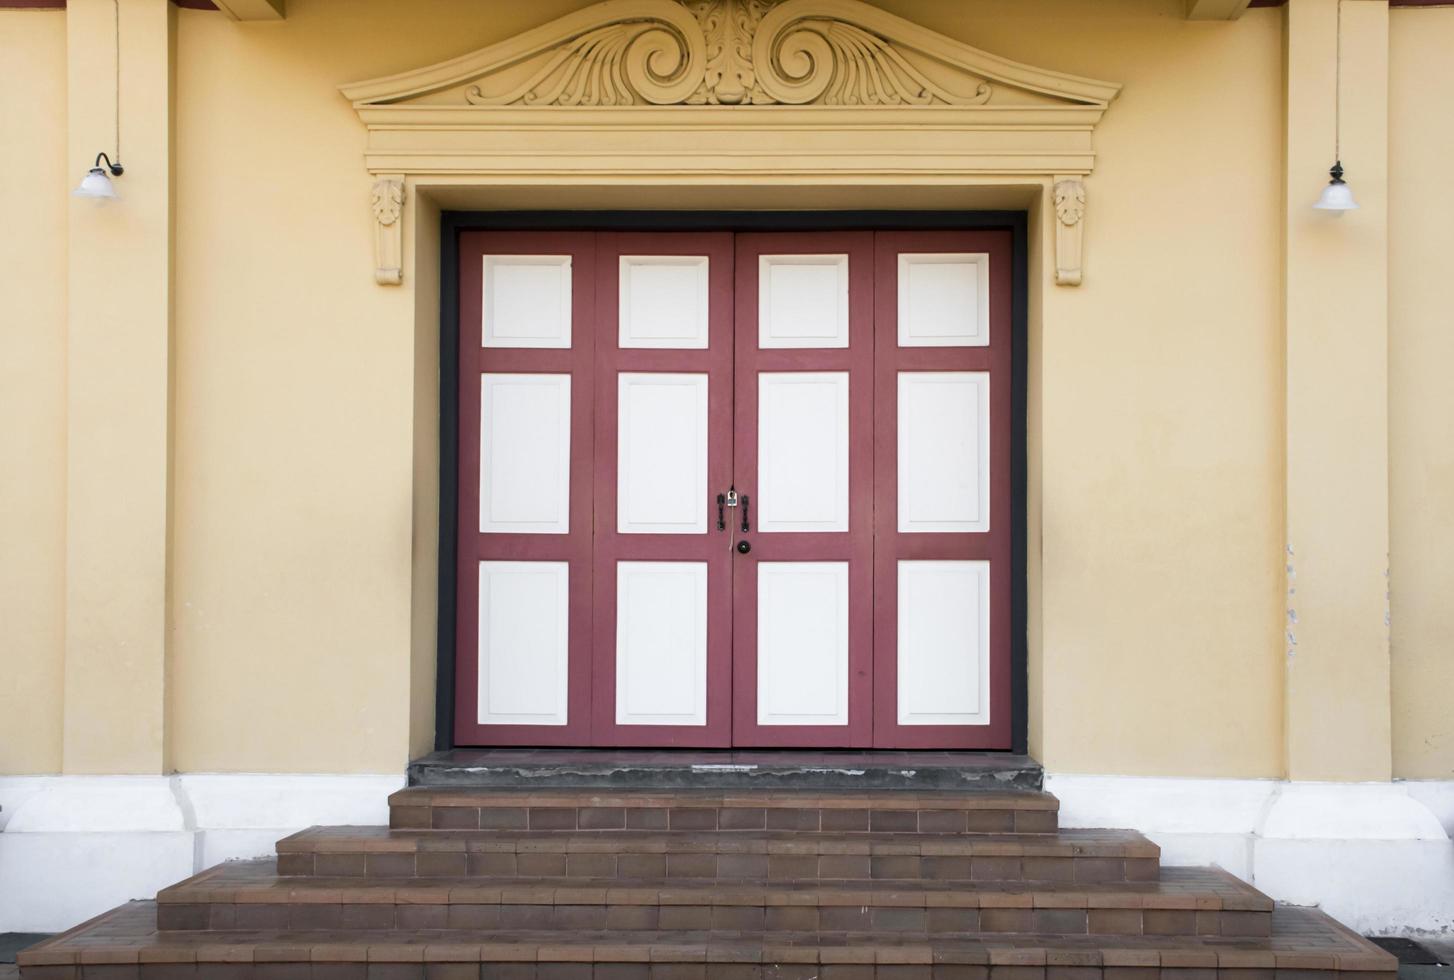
left=1285, top=544, right=1297, bottom=661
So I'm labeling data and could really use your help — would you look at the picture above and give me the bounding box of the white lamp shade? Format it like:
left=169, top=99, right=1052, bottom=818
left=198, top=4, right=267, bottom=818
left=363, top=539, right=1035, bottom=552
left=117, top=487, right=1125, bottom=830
left=73, top=167, right=118, bottom=199
left=1313, top=179, right=1358, bottom=212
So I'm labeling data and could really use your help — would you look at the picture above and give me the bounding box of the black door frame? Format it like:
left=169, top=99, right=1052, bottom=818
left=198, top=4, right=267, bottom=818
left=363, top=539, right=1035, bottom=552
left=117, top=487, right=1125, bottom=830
left=436, top=210, right=1030, bottom=755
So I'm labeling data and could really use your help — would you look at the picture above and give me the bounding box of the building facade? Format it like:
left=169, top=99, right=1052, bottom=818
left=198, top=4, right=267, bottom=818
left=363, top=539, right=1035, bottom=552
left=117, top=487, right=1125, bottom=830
left=1, top=0, right=1452, bottom=938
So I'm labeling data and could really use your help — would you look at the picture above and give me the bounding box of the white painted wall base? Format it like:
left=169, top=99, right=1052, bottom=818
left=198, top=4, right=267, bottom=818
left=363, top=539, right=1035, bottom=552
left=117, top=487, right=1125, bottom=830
left=2, top=772, right=1450, bottom=937
left=0, top=773, right=403, bottom=932
left=1046, top=774, right=1454, bottom=938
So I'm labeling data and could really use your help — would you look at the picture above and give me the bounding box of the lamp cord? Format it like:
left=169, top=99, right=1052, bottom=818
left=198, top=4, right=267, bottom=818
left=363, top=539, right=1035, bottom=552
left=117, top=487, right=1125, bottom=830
left=114, top=0, right=121, bottom=164
left=1333, top=0, right=1341, bottom=163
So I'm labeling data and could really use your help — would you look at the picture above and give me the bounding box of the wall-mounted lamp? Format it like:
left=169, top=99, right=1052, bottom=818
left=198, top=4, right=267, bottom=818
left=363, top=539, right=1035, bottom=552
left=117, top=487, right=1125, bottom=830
left=1313, top=0, right=1358, bottom=213
left=75, top=0, right=124, bottom=202
left=73, top=152, right=124, bottom=200
left=1313, top=161, right=1357, bottom=212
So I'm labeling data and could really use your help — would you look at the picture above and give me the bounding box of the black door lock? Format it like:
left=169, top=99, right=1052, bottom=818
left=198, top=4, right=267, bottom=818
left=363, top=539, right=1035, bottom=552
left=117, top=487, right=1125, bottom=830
left=736, top=540, right=751, bottom=554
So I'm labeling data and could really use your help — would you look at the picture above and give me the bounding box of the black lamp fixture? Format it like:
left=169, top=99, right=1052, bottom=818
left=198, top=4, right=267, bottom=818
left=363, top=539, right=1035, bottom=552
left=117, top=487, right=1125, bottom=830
left=74, top=0, right=124, bottom=201
left=74, top=152, right=124, bottom=200
left=1313, top=0, right=1358, bottom=213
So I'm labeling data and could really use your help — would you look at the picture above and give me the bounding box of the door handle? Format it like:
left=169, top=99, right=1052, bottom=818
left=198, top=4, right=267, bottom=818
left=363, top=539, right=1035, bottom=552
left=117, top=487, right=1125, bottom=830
left=740, top=494, right=750, bottom=533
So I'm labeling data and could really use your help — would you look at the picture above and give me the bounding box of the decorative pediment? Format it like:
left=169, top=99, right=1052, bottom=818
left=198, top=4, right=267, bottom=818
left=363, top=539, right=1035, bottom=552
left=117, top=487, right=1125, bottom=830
left=341, top=0, right=1120, bottom=288
left=340, top=0, right=1119, bottom=109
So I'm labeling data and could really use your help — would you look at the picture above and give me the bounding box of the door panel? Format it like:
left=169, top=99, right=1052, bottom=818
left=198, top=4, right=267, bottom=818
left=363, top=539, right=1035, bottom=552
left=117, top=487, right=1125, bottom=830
left=896, top=559, right=992, bottom=727
left=455, top=232, right=596, bottom=746
left=897, top=371, right=991, bottom=534
left=618, top=256, right=711, bottom=349
left=478, top=373, right=573, bottom=535
left=756, top=253, right=851, bottom=348
left=614, top=560, right=710, bottom=727
left=591, top=233, right=735, bottom=747
left=756, top=561, right=851, bottom=727
left=475, top=560, right=571, bottom=727
left=616, top=372, right=710, bottom=535
left=481, top=255, right=575, bottom=348
left=872, top=231, right=1012, bottom=749
left=731, top=232, right=875, bottom=747
left=756, top=371, right=852, bottom=534
left=895, top=252, right=990, bottom=348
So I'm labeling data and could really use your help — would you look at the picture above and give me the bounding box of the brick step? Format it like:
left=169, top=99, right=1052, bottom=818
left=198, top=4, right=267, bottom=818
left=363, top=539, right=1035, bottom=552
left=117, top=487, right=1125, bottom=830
left=19, top=902, right=1395, bottom=980
left=156, top=861, right=1269, bottom=938
left=388, top=790, right=1059, bottom=836
left=279, top=827, right=1152, bottom=883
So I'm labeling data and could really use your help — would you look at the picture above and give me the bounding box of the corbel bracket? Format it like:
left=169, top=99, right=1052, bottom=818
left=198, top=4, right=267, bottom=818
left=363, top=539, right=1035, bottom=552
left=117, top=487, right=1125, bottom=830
left=371, top=176, right=405, bottom=286
left=1053, top=175, right=1086, bottom=287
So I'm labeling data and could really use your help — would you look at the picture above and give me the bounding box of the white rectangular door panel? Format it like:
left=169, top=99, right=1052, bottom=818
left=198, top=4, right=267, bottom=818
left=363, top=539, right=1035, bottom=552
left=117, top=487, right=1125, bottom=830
left=897, top=560, right=990, bottom=726
left=758, top=372, right=849, bottom=533
left=618, top=373, right=709, bottom=534
left=482, top=255, right=573, bottom=348
left=619, top=256, right=710, bottom=349
left=480, top=374, right=571, bottom=534
left=897, top=253, right=990, bottom=347
left=757, top=562, right=849, bottom=726
left=898, top=372, right=990, bottom=533
left=758, top=254, right=850, bottom=348
left=616, top=561, right=708, bottom=726
left=477, top=561, right=570, bottom=726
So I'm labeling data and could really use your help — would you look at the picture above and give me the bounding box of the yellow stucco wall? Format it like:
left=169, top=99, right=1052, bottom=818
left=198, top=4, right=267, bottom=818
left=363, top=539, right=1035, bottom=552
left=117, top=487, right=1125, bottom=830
left=0, top=10, right=68, bottom=775
left=961, top=2, right=1287, bottom=777
left=172, top=0, right=1287, bottom=776
left=1389, top=7, right=1454, bottom=781
left=1, top=0, right=1448, bottom=780
left=167, top=3, right=418, bottom=773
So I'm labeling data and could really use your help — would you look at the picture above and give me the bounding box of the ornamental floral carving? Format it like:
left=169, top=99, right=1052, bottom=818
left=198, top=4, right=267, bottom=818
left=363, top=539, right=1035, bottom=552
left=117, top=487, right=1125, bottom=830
left=687, top=0, right=773, bottom=104
left=1054, top=178, right=1085, bottom=227
left=371, top=178, right=404, bottom=226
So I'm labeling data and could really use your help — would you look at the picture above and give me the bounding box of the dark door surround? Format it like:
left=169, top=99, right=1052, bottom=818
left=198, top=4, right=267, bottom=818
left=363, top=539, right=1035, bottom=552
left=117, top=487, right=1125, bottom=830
left=437, top=210, right=1029, bottom=755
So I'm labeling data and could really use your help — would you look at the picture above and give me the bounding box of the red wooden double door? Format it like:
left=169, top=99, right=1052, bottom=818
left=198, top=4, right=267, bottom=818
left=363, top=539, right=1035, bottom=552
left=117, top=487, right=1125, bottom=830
left=456, top=230, right=1011, bottom=749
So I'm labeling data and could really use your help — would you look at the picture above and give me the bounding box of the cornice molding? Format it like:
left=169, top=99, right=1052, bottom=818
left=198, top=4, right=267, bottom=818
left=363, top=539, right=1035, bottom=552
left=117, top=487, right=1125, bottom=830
left=340, top=0, right=1123, bottom=287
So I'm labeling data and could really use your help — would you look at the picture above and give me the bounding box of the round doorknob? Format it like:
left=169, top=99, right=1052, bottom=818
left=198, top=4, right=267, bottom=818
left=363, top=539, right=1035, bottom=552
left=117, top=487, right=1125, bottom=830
left=736, top=540, right=751, bottom=554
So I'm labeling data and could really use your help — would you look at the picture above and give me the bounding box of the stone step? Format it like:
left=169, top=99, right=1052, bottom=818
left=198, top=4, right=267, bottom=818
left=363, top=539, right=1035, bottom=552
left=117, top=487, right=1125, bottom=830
left=155, top=860, right=1269, bottom=939
left=408, top=749, right=1044, bottom=792
left=388, top=790, right=1059, bottom=835
left=277, top=827, right=1151, bottom=883
left=19, top=902, right=1396, bottom=980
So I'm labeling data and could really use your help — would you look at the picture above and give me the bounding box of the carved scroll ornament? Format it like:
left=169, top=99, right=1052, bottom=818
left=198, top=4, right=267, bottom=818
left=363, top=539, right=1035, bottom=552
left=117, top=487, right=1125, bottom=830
left=463, top=2, right=706, bottom=107
left=340, top=0, right=1121, bottom=110
left=455, top=0, right=995, bottom=107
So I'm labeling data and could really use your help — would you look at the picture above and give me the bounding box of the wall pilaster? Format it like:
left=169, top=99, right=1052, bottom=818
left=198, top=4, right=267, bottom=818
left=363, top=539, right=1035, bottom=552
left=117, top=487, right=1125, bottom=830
left=1283, top=0, right=1391, bottom=781
left=62, top=0, right=175, bottom=774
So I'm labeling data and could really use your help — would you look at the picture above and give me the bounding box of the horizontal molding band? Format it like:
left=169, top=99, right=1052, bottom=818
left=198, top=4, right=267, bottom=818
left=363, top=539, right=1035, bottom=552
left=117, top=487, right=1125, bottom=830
left=0, top=1, right=218, bottom=7
left=4, top=1, right=1451, bottom=9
